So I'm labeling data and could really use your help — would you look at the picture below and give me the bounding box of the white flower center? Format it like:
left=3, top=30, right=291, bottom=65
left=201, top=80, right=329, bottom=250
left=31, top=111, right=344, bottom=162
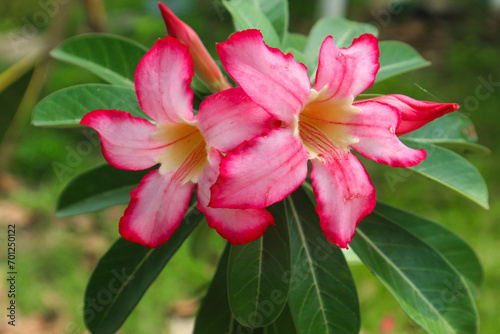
left=297, top=87, right=360, bottom=161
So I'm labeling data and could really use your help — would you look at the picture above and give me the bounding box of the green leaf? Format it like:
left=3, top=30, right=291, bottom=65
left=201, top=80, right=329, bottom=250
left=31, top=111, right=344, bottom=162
left=401, top=139, right=489, bottom=209
left=32, top=84, right=149, bottom=127
left=402, top=112, right=490, bottom=155
left=305, top=18, right=378, bottom=76
left=374, top=202, right=484, bottom=297
left=283, top=33, right=307, bottom=52
left=376, top=41, right=430, bottom=82
left=56, top=164, right=154, bottom=217
left=51, top=34, right=148, bottom=87
left=228, top=201, right=290, bottom=327
left=286, top=187, right=360, bottom=334
left=194, top=245, right=263, bottom=334
left=237, top=0, right=288, bottom=42
left=84, top=198, right=203, bottom=334
left=264, top=304, right=298, bottom=334
left=223, top=0, right=281, bottom=48
left=351, top=212, right=479, bottom=334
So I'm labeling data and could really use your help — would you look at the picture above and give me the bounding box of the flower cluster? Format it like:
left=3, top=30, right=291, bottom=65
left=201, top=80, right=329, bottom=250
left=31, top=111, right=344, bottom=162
left=81, top=4, right=458, bottom=249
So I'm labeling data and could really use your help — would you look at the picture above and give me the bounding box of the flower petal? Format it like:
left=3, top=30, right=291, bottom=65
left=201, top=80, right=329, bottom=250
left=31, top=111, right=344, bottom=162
left=197, top=150, right=274, bottom=244
left=350, top=101, right=427, bottom=167
left=119, top=169, right=194, bottom=248
left=197, top=87, right=275, bottom=152
left=310, top=155, right=375, bottom=249
left=210, top=127, right=309, bottom=209
left=314, top=34, right=379, bottom=102
left=80, top=109, right=162, bottom=170
left=217, top=29, right=311, bottom=123
left=369, top=94, right=459, bottom=135
left=135, top=36, right=194, bottom=124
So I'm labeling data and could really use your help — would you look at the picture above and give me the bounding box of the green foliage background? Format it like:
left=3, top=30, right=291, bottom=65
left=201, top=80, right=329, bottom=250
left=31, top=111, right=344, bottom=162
left=0, top=0, right=498, bottom=333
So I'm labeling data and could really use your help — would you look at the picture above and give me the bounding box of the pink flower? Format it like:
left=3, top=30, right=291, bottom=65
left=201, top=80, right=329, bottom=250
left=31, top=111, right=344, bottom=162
left=158, top=2, right=231, bottom=92
left=81, top=36, right=275, bottom=248
left=210, top=30, right=458, bottom=248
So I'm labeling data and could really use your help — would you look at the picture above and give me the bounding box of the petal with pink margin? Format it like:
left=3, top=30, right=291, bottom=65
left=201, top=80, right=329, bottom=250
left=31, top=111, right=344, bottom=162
left=369, top=94, right=459, bottom=135
left=217, top=29, right=311, bottom=123
left=313, top=34, right=379, bottom=102
left=210, top=127, right=309, bottom=209
left=310, top=155, right=376, bottom=249
left=80, top=109, right=163, bottom=170
left=349, top=101, right=427, bottom=167
left=197, top=149, right=274, bottom=245
left=135, top=36, right=194, bottom=125
left=119, top=169, right=195, bottom=248
left=197, top=87, right=275, bottom=152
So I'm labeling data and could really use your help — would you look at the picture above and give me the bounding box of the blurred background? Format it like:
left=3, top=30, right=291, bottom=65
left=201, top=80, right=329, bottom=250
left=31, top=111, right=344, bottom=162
left=0, top=0, right=498, bottom=333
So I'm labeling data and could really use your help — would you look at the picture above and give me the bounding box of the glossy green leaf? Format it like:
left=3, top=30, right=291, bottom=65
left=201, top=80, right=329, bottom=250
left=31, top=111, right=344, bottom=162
left=51, top=34, right=147, bottom=87
left=286, top=187, right=360, bottom=334
left=32, top=84, right=149, bottom=127
left=376, top=41, right=430, bottom=82
left=305, top=18, right=378, bottom=76
left=223, top=0, right=281, bottom=48
left=194, top=245, right=263, bottom=334
left=351, top=212, right=479, bottom=334
left=402, top=112, right=490, bottom=155
left=283, top=33, right=307, bottom=52
left=402, top=139, right=489, bottom=209
left=56, top=164, right=154, bottom=217
left=237, top=0, right=288, bottom=42
left=228, top=202, right=290, bottom=327
left=264, top=304, right=298, bottom=334
left=84, top=198, right=203, bottom=334
left=374, top=202, right=484, bottom=297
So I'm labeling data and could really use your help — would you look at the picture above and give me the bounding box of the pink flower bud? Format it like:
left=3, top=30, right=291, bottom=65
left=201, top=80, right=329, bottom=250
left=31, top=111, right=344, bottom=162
left=158, top=2, right=231, bottom=92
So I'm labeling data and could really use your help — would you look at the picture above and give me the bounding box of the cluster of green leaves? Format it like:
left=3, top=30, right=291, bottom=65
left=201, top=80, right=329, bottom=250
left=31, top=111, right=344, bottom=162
left=31, top=0, right=488, bottom=333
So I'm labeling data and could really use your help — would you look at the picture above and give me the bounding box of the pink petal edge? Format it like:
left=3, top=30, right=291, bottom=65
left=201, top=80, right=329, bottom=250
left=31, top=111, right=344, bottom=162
left=314, top=34, right=379, bottom=102
left=119, top=169, right=195, bottom=248
left=135, top=36, right=194, bottom=125
left=80, top=109, right=162, bottom=170
left=217, top=29, right=311, bottom=123
left=310, top=155, right=376, bottom=249
left=197, top=149, right=274, bottom=245
left=210, top=127, right=309, bottom=209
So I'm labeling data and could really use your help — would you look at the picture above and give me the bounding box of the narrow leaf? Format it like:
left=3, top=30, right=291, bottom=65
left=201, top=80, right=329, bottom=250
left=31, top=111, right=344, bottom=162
left=194, top=245, right=263, bottom=334
left=51, top=34, right=147, bottom=87
left=374, top=202, right=484, bottom=297
left=228, top=201, right=290, bottom=327
left=402, top=139, right=489, bottom=209
left=376, top=41, right=430, bottom=82
left=351, top=213, right=479, bottom=334
left=32, top=84, right=149, bottom=127
left=223, top=0, right=281, bottom=48
left=56, top=164, right=154, bottom=217
left=84, top=197, right=204, bottom=334
left=286, top=187, right=360, bottom=334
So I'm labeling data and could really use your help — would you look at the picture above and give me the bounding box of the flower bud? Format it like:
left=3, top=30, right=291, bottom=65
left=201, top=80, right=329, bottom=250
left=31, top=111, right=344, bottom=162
left=158, top=2, right=231, bottom=92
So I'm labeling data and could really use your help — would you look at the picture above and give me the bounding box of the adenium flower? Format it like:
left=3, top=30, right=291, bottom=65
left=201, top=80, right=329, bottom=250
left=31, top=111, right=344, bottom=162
left=158, top=2, right=231, bottom=92
left=80, top=36, right=275, bottom=248
left=210, top=30, right=458, bottom=248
